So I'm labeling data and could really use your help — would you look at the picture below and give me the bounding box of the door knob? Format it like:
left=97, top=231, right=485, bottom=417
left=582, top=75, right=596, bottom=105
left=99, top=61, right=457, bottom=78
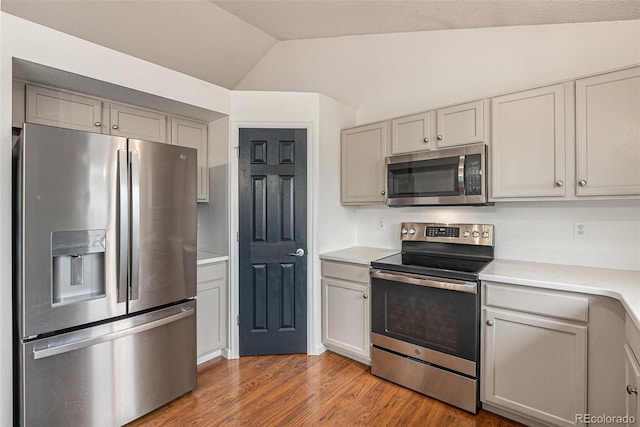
left=288, top=248, right=305, bottom=257
left=627, top=385, right=638, bottom=395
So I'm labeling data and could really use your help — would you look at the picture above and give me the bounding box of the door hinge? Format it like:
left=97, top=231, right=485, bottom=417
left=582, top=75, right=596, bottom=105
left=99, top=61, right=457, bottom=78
left=236, top=231, right=239, bottom=242
left=235, top=146, right=240, bottom=159
left=237, top=314, right=240, bottom=326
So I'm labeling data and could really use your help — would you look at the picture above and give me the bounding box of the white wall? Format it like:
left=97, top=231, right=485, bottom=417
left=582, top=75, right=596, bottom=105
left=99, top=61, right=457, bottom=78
left=237, top=20, right=640, bottom=124
left=356, top=200, right=640, bottom=271
left=0, top=12, right=231, bottom=425
left=228, top=91, right=356, bottom=357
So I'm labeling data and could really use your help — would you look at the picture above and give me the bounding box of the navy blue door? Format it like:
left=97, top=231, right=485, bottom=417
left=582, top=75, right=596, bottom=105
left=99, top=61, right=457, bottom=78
left=238, top=128, right=307, bottom=355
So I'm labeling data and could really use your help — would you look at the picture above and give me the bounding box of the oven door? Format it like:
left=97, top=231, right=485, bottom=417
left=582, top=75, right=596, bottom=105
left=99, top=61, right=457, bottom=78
left=370, top=269, right=479, bottom=373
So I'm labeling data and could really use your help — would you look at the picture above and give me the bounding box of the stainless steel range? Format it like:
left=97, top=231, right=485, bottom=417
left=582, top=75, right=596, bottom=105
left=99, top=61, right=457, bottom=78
left=370, top=222, right=494, bottom=414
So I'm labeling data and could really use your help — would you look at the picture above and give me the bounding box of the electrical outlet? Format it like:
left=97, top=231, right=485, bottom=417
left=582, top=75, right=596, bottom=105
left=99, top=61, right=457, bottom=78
left=377, top=218, right=386, bottom=230
left=574, top=222, right=587, bottom=239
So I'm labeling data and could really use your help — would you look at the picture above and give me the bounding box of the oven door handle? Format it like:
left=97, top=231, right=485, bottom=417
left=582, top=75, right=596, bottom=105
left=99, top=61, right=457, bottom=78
left=370, top=269, right=477, bottom=294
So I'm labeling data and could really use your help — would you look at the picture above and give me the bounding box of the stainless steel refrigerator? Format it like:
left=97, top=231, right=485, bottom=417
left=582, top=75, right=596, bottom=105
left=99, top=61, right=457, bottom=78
left=13, top=123, right=198, bottom=426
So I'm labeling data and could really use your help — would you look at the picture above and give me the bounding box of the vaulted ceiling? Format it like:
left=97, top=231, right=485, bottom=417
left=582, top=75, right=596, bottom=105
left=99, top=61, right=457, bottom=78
left=2, top=0, right=639, bottom=89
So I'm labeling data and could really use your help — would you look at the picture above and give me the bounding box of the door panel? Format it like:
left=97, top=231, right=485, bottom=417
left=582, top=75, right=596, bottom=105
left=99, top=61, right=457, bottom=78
left=16, top=124, right=127, bottom=338
left=128, top=139, right=197, bottom=313
left=239, top=128, right=307, bottom=355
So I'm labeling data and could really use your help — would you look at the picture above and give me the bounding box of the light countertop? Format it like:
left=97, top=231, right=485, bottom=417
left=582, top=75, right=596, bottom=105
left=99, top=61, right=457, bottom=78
left=319, top=246, right=399, bottom=265
left=197, top=251, right=229, bottom=265
left=480, top=259, right=640, bottom=329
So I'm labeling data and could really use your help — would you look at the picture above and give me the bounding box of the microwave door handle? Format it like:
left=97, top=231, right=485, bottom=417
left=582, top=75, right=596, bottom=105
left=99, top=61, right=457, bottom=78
left=458, top=154, right=466, bottom=195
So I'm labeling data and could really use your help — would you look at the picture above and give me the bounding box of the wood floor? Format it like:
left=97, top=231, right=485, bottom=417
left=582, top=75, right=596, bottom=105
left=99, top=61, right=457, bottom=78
left=127, top=351, right=523, bottom=426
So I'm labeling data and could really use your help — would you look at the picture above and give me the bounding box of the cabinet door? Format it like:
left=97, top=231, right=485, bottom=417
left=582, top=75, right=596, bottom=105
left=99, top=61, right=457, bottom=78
left=26, top=85, right=104, bottom=133
left=483, top=307, right=587, bottom=426
left=197, top=262, right=227, bottom=358
left=391, top=111, right=432, bottom=154
left=576, top=67, right=640, bottom=197
left=110, top=103, right=167, bottom=143
left=490, top=84, right=567, bottom=199
left=625, top=344, right=640, bottom=427
left=436, top=100, right=486, bottom=148
left=341, top=122, right=388, bottom=204
left=322, top=278, right=370, bottom=361
left=172, top=117, right=209, bottom=202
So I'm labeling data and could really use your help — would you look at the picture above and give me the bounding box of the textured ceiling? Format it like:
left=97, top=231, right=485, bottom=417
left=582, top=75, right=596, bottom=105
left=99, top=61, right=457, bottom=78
left=212, top=0, right=640, bottom=41
left=3, top=0, right=639, bottom=90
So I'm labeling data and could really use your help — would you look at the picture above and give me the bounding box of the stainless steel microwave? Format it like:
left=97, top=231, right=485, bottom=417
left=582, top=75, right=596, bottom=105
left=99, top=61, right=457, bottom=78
left=386, top=143, right=489, bottom=206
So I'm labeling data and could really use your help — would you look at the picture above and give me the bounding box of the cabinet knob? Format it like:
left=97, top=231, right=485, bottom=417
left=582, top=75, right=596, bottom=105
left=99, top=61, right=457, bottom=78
left=486, top=320, right=494, bottom=326
left=627, top=385, right=638, bottom=395
left=112, top=124, right=119, bottom=130
left=380, top=190, right=386, bottom=196
left=556, top=180, right=564, bottom=187
left=423, top=137, right=429, bottom=143
left=437, top=135, right=443, bottom=141
left=363, top=293, right=369, bottom=299
left=579, top=180, right=587, bottom=187
left=94, top=122, right=101, bottom=127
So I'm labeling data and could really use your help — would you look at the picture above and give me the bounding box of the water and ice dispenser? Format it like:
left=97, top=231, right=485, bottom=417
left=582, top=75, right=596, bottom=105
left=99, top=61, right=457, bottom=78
left=51, top=230, right=106, bottom=305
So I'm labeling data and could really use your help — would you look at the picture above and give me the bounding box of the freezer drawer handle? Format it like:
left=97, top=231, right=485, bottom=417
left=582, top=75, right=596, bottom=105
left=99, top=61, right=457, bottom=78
left=32, top=307, right=194, bottom=360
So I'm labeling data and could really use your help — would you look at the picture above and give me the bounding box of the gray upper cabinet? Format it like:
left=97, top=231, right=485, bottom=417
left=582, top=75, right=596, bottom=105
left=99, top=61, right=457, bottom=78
left=390, top=100, right=488, bottom=155
left=341, top=121, right=389, bottom=205
left=23, top=83, right=210, bottom=202
left=26, top=85, right=104, bottom=133
left=490, top=83, right=568, bottom=199
left=435, top=100, right=488, bottom=149
left=390, top=111, right=432, bottom=154
left=171, top=117, right=209, bottom=202
left=109, top=103, right=168, bottom=143
left=575, top=66, right=640, bottom=197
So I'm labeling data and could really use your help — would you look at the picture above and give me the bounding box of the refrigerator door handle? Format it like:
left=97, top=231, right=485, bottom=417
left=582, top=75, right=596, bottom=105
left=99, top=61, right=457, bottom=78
left=32, top=307, right=195, bottom=360
left=130, top=150, right=141, bottom=300
left=117, top=150, right=129, bottom=303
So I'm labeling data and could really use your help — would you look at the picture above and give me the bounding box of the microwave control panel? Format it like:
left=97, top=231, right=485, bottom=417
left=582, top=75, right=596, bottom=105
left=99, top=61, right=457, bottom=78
left=464, top=154, right=482, bottom=195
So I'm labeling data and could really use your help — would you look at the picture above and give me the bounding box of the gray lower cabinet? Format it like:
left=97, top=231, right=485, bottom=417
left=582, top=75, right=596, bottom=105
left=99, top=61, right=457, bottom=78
left=482, top=282, right=588, bottom=426
left=625, top=344, right=640, bottom=427
left=196, top=261, right=227, bottom=361
left=321, top=260, right=371, bottom=363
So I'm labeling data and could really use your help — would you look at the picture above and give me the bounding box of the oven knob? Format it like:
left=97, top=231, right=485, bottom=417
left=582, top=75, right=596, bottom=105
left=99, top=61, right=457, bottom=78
left=463, top=230, right=471, bottom=237
left=401, top=228, right=408, bottom=234
left=408, top=228, right=416, bottom=235
left=482, top=231, right=490, bottom=239
left=472, top=231, right=480, bottom=238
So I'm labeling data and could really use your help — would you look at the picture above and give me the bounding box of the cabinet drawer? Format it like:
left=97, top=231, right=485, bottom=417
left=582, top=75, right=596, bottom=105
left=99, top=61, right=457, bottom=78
left=321, top=261, right=370, bottom=284
left=484, top=282, right=588, bottom=322
left=197, top=262, right=226, bottom=286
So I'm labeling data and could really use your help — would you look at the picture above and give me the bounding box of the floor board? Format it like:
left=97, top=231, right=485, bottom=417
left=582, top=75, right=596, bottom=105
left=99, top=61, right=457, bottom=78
left=127, top=351, right=523, bottom=426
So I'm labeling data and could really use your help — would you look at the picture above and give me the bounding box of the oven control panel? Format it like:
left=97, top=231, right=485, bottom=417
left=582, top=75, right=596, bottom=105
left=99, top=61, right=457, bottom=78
left=401, top=222, right=494, bottom=246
